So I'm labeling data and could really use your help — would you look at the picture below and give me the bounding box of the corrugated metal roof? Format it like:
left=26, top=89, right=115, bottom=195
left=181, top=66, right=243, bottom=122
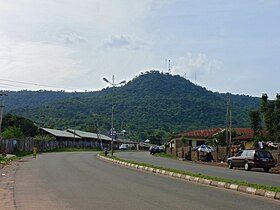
left=40, top=128, right=81, bottom=139
left=99, top=134, right=111, bottom=141
left=67, top=129, right=111, bottom=141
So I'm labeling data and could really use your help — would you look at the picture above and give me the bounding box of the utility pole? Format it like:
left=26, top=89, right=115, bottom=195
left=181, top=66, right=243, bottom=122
left=225, top=92, right=231, bottom=157
left=0, top=93, right=8, bottom=155
left=103, top=76, right=126, bottom=156
left=229, top=105, right=232, bottom=156
left=97, top=126, right=103, bottom=150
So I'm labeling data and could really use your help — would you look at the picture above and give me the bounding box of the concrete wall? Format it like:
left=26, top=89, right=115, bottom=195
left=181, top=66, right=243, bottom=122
left=271, top=148, right=280, bottom=163
left=172, top=139, right=206, bottom=149
left=245, top=141, right=254, bottom=149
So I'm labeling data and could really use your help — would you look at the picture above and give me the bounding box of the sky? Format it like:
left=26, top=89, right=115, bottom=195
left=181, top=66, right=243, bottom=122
left=0, top=0, right=279, bottom=98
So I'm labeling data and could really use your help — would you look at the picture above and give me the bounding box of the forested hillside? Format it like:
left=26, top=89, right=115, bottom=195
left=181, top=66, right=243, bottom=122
left=4, top=71, right=261, bottom=142
left=4, top=90, right=98, bottom=111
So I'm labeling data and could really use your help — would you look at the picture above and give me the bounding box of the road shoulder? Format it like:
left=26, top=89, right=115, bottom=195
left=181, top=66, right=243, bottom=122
left=0, top=161, right=18, bottom=210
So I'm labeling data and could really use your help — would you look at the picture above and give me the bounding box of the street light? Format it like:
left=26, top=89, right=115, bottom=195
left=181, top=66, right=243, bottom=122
left=103, top=75, right=126, bottom=156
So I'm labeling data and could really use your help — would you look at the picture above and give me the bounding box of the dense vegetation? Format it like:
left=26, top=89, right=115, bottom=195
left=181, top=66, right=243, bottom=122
left=2, top=114, right=38, bottom=138
left=3, top=71, right=260, bottom=142
left=250, top=94, right=280, bottom=143
left=4, top=90, right=98, bottom=111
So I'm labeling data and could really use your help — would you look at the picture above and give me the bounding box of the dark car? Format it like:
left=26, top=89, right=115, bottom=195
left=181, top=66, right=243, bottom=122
left=149, top=146, right=160, bottom=154
left=227, top=150, right=276, bottom=172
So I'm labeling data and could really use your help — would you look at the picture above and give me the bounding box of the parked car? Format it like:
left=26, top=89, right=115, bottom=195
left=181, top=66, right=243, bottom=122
left=158, top=145, right=165, bottom=152
left=149, top=146, right=160, bottom=154
left=119, top=144, right=129, bottom=150
left=227, top=150, right=276, bottom=172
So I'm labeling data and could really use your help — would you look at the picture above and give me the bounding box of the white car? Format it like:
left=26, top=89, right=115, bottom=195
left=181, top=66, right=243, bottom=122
left=119, top=144, right=129, bottom=150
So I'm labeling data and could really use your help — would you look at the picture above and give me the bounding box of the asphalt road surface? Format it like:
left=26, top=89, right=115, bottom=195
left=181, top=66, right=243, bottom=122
left=14, top=152, right=279, bottom=210
left=116, top=151, right=280, bottom=187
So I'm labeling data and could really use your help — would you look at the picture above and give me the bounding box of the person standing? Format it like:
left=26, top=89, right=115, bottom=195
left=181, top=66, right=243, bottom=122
left=33, top=146, right=37, bottom=158
left=258, top=141, right=264, bottom=150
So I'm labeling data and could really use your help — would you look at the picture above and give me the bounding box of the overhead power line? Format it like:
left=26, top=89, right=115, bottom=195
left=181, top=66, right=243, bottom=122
left=0, top=82, right=26, bottom=88
left=0, top=78, right=61, bottom=88
left=0, top=78, right=78, bottom=91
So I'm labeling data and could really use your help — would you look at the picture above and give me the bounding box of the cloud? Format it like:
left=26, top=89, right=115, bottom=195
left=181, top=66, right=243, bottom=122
left=60, top=33, right=87, bottom=44
left=103, top=35, right=130, bottom=49
left=0, top=34, right=86, bottom=90
left=102, top=35, right=151, bottom=51
left=173, top=53, right=220, bottom=78
left=0, top=0, right=279, bottom=98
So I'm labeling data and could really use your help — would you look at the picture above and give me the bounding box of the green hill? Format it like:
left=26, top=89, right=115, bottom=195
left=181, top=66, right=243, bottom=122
left=4, top=71, right=260, bottom=141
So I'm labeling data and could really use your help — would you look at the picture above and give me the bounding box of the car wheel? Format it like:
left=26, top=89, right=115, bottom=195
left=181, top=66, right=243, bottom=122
left=263, top=167, right=270, bottom=173
left=228, top=161, right=233, bottom=169
left=244, top=162, right=251, bottom=171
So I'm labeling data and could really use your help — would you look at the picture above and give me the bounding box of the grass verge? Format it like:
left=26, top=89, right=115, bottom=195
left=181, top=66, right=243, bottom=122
left=0, top=155, right=21, bottom=166
left=100, top=153, right=280, bottom=193
left=154, top=152, right=177, bottom=159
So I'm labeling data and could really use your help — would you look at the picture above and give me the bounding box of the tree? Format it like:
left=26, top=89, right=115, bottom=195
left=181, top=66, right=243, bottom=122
left=206, top=129, right=238, bottom=147
left=147, top=130, right=164, bottom=145
left=2, top=126, right=24, bottom=139
left=261, top=94, right=268, bottom=114
left=256, top=93, right=280, bottom=142
left=2, top=114, right=38, bottom=137
left=206, top=130, right=227, bottom=147
left=249, top=110, right=264, bottom=147
left=274, top=94, right=280, bottom=142
left=249, top=110, right=261, bottom=135
left=265, top=102, right=275, bottom=140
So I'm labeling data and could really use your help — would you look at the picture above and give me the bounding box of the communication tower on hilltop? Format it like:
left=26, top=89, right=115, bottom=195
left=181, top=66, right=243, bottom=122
left=164, top=58, right=171, bottom=74
left=168, top=60, right=171, bottom=74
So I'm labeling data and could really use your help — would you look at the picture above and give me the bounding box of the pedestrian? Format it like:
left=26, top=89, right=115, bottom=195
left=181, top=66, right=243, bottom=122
left=205, top=152, right=213, bottom=162
left=104, top=147, right=108, bottom=156
left=258, top=141, right=264, bottom=150
left=33, top=146, right=37, bottom=158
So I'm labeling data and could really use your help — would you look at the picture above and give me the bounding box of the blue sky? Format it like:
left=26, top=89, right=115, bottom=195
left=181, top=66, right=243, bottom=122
left=0, top=0, right=279, bottom=98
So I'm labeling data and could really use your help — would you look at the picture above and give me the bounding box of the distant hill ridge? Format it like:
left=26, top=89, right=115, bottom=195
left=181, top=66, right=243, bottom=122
left=4, top=71, right=260, bottom=141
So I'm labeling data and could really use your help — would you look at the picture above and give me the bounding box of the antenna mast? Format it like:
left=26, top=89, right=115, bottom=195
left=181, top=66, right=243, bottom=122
left=168, top=60, right=171, bottom=74
left=164, top=58, right=167, bottom=73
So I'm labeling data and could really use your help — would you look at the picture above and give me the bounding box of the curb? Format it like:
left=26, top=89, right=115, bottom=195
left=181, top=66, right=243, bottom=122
left=97, top=155, right=280, bottom=201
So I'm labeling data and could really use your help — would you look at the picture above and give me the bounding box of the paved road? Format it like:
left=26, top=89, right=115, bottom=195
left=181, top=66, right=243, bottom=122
left=115, top=151, right=280, bottom=187
left=14, top=152, right=279, bottom=210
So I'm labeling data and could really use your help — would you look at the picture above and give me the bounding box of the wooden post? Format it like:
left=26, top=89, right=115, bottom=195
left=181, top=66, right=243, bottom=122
left=278, top=145, right=280, bottom=166
left=216, top=146, right=219, bottom=162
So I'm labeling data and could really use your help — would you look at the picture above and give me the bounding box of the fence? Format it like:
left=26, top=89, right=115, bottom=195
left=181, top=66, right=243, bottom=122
left=0, top=139, right=111, bottom=154
left=166, top=146, right=227, bottom=161
left=166, top=146, right=280, bottom=163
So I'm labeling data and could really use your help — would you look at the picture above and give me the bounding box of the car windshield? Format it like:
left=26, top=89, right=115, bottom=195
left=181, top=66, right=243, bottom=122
left=255, top=151, right=273, bottom=158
